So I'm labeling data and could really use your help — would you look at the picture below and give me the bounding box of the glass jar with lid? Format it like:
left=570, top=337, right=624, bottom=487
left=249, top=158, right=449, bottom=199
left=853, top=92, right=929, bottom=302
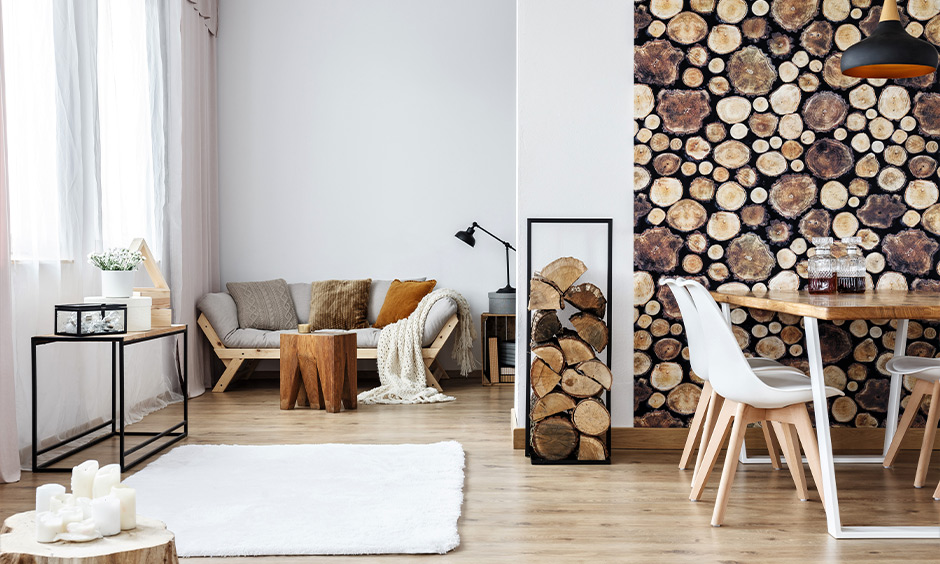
left=838, top=236, right=865, bottom=293
left=808, top=237, right=837, bottom=294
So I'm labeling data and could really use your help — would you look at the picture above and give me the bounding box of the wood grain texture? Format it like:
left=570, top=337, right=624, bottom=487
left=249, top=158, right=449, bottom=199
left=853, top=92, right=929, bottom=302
left=1, top=512, right=177, bottom=564
left=711, top=289, right=940, bottom=320
left=5, top=380, right=940, bottom=562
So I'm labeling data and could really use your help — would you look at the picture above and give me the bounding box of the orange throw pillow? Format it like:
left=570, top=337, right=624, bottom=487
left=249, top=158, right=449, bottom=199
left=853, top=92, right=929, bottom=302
left=374, top=279, right=437, bottom=328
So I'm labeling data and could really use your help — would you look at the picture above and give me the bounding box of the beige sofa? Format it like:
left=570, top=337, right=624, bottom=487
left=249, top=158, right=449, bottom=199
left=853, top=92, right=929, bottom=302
left=197, top=280, right=459, bottom=393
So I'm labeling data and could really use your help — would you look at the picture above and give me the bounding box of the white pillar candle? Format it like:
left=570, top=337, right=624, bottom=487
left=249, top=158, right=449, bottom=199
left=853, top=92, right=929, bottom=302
left=92, top=464, right=121, bottom=498
left=110, top=484, right=137, bottom=530
left=67, top=518, right=99, bottom=537
left=49, top=493, right=75, bottom=513
left=35, top=483, right=65, bottom=513
left=35, top=511, right=63, bottom=543
left=58, top=506, right=84, bottom=532
left=77, top=497, right=93, bottom=520
left=71, top=460, right=98, bottom=498
left=91, top=495, right=121, bottom=536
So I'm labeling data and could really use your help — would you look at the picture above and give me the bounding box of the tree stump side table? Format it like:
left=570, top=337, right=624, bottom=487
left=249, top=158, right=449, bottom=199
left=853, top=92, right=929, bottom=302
left=0, top=511, right=178, bottom=564
left=279, top=331, right=358, bottom=413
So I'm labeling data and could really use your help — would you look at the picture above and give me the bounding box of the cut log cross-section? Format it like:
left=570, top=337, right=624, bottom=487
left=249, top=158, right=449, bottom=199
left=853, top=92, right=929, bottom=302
left=578, top=435, right=608, bottom=460
left=532, top=392, right=577, bottom=422
left=532, top=416, right=579, bottom=461
left=532, top=342, right=565, bottom=373
left=569, top=312, right=609, bottom=353
left=528, top=277, right=564, bottom=310
left=531, top=310, right=563, bottom=344
left=572, top=398, right=612, bottom=436
left=531, top=358, right=562, bottom=398
left=558, top=334, right=596, bottom=365
left=564, top=283, right=608, bottom=318
left=561, top=368, right=604, bottom=398
left=577, top=359, right=613, bottom=390
left=538, top=256, right=587, bottom=293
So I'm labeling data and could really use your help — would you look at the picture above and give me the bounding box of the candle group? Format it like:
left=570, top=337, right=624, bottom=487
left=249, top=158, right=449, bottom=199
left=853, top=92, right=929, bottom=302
left=33, top=459, right=138, bottom=543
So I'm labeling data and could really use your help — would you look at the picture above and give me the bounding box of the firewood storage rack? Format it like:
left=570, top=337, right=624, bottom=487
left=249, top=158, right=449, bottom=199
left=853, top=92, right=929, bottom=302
left=525, top=218, right=613, bottom=464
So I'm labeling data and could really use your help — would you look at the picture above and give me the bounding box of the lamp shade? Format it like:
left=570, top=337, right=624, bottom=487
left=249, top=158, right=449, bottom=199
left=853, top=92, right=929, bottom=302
left=840, top=1, right=938, bottom=78
left=455, top=226, right=476, bottom=247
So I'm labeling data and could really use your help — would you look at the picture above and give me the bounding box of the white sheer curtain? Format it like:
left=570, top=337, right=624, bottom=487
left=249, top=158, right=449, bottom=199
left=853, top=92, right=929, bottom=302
left=0, top=1, right=20, bottom=484
left=1, top=0, right=181, bottom=471
left=168, top=0, right=220, bottom=393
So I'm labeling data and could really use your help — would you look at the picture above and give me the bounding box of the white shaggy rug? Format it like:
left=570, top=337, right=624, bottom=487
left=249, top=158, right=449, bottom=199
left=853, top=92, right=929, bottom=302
left=123, top=441, right=465, bottom=556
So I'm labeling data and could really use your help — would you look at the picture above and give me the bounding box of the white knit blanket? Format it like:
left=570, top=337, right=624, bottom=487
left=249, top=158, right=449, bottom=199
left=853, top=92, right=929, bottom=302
left=358, top=289, right=475, bottom=404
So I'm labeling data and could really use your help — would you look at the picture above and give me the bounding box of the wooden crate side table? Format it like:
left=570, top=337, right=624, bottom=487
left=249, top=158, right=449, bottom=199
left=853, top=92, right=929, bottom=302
left=280, top=332, right=357, bottom=413
left=481, top=313, right=515, bottom=386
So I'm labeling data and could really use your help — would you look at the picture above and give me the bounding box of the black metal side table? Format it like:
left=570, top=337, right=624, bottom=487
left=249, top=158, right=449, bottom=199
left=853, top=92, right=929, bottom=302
left=31, top=324, right=188, bottom=472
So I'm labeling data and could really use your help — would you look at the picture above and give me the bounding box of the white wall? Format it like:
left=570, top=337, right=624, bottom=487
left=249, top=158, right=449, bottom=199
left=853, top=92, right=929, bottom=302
left=515, top=0, right=632, bottom=427
left=217, top=0, right=516, bottom=364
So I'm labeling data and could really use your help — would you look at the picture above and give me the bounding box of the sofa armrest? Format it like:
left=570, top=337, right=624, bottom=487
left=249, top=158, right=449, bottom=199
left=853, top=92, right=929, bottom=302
left=197, top=292, right=240, bottom=347
left=422, top=297, right=458, bottom=347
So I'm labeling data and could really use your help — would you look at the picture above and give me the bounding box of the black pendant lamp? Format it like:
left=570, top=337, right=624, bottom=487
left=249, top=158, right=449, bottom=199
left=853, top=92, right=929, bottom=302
left=841, top=0, right=938, bottom=79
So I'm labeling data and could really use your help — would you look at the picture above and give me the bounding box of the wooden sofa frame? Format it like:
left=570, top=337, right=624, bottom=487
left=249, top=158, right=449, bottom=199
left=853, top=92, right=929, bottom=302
left=197, top=313, right=460, bottom=393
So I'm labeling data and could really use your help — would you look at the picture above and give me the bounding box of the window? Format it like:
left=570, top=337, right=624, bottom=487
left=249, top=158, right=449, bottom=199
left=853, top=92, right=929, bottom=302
left=1, top=0, right=163, bottom=261
left=2, top=0, right=60, bottom=260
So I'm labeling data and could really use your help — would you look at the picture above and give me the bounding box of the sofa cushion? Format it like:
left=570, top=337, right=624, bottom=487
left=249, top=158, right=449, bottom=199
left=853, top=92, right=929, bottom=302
left=196, top=292, right=240, bottom=345
left=308, top=279, right=372, bottom=330
left=422, top=297, right=458, bottom=347
left=226, top=279, right=298, bottom=330
left=224, top=327, right=382, bottom=349
left=289, top=283, right=312, bottom=323
left=367, top=278, right=426, bottom=325
left=374, top=279, right=437, bottom=328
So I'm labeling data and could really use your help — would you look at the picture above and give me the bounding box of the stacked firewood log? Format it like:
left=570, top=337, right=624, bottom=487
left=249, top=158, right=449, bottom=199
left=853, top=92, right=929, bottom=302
left=528, top=257, right=612, bottom=461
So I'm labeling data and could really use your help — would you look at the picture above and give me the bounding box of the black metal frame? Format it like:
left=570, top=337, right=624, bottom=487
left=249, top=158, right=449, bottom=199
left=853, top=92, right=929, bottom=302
left=31, top=326, right=189, bottom=472
left=525, top=218, right=613, bottom=465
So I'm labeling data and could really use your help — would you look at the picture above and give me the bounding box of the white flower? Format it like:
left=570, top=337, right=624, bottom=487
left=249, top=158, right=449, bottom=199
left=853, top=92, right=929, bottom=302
left=88, top=248, right=146, bottom=271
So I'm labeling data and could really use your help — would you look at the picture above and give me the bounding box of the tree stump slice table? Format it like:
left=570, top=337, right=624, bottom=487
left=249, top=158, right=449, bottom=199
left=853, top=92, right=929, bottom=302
left=279, top=331, right=358, bottom=413
left=0, top=511, right=178, bottom=564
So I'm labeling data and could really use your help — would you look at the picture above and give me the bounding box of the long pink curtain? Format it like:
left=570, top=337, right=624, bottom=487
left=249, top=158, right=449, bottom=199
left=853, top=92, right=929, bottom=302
left=168, top=0, right=219, bottom=394
left=0, top=2, right=21, bottom=484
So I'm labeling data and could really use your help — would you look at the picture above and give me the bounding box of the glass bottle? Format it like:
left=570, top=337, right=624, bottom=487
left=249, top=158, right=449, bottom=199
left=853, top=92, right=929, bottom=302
left=808, top=237, right=837, bottom=294
left=838, top=236, right=866, bottom=293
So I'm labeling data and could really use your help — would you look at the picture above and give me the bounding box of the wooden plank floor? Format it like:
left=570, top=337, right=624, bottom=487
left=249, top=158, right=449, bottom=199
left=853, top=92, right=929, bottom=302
left=3, top=377, right=940, bottom=562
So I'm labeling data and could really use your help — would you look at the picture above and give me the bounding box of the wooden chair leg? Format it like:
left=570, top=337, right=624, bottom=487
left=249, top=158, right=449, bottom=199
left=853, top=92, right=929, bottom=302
left=932, top=478, right=940, bottom=501
left=762, top=420, right=782, bottom=470
left=885, top=378, right=932, bottom=468
left=711, top=403, right=750, bottom=527
left=914, top=380, right=940, bottom=488
left=691, top=399, right=736, bottom=501
left=692, top=389, right=723, bottom=487
left=213, top=358, right=244, bottom=393
left=430, top=358, right=451, bottom=381
left=792, top=406, right=825, bottom=505
left=772, top=421, right=808, bottom=501
left=423, top=358, right=443, bottom=392
left=680, top=381, right=712, bottom=470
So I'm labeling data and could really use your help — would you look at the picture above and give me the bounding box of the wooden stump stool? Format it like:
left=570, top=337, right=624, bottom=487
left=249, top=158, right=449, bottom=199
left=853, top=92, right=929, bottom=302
left=0, top=511, right=178, bottom=564
left=280, top=331, right=358, bottom=413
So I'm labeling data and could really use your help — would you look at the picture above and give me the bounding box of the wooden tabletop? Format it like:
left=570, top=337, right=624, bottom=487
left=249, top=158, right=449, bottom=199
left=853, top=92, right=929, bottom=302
left=38, top=324, right=186, bottom=343
left=710, top=290, right=940, bottom=321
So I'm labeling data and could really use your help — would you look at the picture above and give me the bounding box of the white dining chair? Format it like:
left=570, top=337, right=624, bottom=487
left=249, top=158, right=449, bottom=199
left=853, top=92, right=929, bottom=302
left=684, top=281, right=844, bottom=527
left=882, top=355, right=940, bottom=498
left=663, top=279, right=808, bottom=483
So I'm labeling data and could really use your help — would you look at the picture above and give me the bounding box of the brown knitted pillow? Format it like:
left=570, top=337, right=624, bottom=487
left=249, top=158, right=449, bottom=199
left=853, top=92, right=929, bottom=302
left=226, top=279, right=299, bottom=330
left=308, top=279, right=372, bottom=330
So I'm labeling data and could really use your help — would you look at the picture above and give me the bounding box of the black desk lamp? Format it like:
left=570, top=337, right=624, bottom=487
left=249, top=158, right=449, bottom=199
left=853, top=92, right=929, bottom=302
left=455, top=222, right=515, bottom=293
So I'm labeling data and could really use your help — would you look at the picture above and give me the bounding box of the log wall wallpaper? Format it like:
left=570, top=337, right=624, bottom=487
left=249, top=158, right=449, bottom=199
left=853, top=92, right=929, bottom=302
left=633, top=0, right=940, bottom=428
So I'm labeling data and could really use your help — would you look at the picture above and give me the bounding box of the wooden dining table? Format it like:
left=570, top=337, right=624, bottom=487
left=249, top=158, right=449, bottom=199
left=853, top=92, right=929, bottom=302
left=711, top=289, right=940, bottom=539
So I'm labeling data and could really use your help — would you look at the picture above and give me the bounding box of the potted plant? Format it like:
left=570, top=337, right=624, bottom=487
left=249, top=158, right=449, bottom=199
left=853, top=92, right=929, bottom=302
left=88, top=248, right=146, bottom=298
